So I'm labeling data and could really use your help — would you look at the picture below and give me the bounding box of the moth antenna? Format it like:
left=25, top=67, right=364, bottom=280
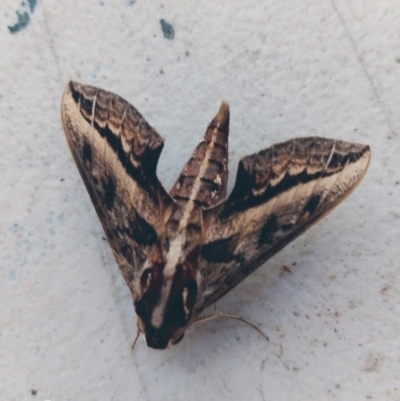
left=195, top=310, right=269, bottom=342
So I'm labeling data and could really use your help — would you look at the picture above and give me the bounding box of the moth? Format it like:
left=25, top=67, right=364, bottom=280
left=61, top=81, right=370, bottom=349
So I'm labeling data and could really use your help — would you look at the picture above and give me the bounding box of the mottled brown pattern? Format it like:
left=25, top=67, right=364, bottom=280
left=61, top=81, right=172, bottom=294
left=61, top=82, right=370, bottom=349
left=198, top=137, right=370, bottom=310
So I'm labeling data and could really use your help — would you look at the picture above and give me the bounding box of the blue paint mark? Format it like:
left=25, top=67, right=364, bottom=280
left=160, top=19, right=175, bottom=40
left=8, top=11, right=30, bottom=33
left=28, top=0, right=37, bottom=13
left=8, top=0, right=37, bottom=34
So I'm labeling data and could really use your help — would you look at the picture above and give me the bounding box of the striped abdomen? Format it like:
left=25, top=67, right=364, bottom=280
left=170, top=102, right=230, bottom=208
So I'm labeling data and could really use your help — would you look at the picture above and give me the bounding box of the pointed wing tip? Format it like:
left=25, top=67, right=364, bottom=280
left=364, top=143, right=371, bottom=167
left=354, top=143, right=371, bottom=185
left=62, top=81, right=78, bottom=98
left=350, top=141, right=371, bottom=172
left=364, top=143, right=371, bottom=161
left=61, top=81, right=71, bottom=102
left=61, top=81, right=81, bottom=111
left=60, top=81, right=86, bottom=138
left=215, top=101, right=230, bottom=124
left=62, top=81, right=98, bottom=107
left=61, top=82, right=75, bottom=131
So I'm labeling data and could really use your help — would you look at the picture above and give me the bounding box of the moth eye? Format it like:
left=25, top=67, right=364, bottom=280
left=182, top=287, right=190, bottom=319
left=181, top=279, right=198, bottom=320
left=140, top=268, right=152, bottom=291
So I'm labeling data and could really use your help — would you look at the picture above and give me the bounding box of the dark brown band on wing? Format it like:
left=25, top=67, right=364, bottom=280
left=69, top=82, right=164, bottom=200
left=220, top=138, right=370, bottom=219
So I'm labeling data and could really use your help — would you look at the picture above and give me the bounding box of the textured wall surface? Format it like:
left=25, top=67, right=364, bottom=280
left=1, top=1, right=399, bottom=400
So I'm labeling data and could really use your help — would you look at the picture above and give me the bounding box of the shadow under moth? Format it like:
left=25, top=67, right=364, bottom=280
left=61, top=81, right=370, bottom=349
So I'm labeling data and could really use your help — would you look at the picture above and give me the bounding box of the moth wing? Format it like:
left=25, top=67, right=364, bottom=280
left=198, top=137, right=370, bottom=310
left=61, top=81, right=172, bottom=293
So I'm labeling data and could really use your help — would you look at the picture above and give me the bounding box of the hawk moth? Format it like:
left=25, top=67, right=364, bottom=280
left=61, top=81, right=370, bottom=349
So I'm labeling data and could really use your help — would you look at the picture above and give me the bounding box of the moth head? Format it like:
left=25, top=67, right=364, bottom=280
left=134, top=257, right=199, bottom=349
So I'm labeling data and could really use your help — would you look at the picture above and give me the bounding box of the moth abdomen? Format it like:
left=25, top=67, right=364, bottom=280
left=172, top=176, right=222, bottom=207
left=170, top=102, right=230, bottom=207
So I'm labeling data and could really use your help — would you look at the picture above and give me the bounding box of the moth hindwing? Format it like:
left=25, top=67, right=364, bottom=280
left=61, top=81, right=371, bottom=349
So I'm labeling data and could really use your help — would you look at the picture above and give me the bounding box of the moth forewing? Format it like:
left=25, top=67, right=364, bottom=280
left=61, top=81, right=370, bottom=349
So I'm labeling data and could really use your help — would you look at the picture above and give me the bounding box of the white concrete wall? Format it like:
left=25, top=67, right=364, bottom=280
left=1, top=0, right=399, bottom=400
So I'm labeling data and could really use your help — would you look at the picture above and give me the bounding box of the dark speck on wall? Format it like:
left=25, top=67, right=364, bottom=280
left=160, top=19, right=175, bottom=40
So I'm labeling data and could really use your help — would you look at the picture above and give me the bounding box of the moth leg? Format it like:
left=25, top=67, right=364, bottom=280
left=131, top=321, right=142, bottom=350
left=195, top=311, right=269, bottom=342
